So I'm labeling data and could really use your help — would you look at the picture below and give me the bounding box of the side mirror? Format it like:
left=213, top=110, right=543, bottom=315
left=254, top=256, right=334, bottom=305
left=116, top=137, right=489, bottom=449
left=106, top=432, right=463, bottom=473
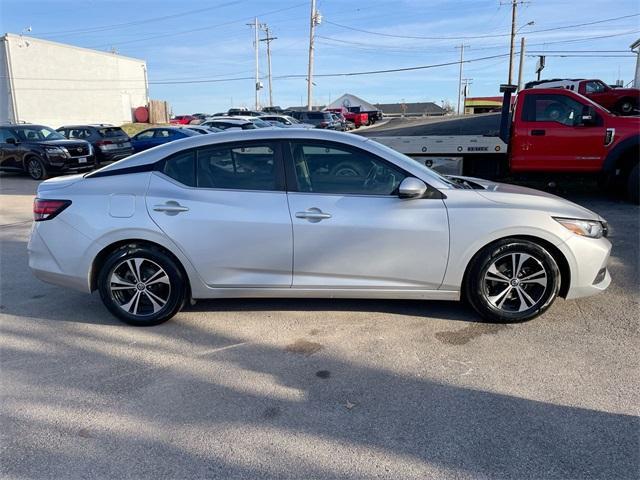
left=581, top=106, right=596, bottom=126
left=6, top=137, right=17, bottom=145
left=398, top=177, right=428, bottom=199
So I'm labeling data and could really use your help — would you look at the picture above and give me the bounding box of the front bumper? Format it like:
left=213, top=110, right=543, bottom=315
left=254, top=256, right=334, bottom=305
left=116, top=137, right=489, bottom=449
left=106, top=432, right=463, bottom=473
left=46, top=154, right=97, bottom=173
left=562, top=234, right=612, bottom=300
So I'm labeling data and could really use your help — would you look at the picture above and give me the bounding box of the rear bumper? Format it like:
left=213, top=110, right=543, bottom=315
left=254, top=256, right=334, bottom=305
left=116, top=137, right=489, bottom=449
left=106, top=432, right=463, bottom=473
left=97, top=148, right=134, bottom=163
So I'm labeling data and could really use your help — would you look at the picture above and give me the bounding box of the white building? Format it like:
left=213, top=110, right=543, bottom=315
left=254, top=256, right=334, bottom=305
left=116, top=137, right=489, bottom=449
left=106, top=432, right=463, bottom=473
left=325, top=93, right=378, bottom=112
left=1, top=33, right=148, bottom=127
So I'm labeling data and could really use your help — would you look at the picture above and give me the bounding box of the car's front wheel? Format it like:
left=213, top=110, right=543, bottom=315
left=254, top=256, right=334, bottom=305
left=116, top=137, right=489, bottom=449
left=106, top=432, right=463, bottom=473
left=98, top=244, right=186, bottom=326
left=26, top=156, right=49, bottom=180
left=465, top=239, right=561, bottom=323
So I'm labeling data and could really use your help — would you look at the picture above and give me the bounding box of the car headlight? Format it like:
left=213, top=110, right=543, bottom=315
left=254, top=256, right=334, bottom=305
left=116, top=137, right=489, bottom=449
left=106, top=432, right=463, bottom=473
left=44, top=146, right=67, bottom=157
left=553, top=217, right=608, bottom=238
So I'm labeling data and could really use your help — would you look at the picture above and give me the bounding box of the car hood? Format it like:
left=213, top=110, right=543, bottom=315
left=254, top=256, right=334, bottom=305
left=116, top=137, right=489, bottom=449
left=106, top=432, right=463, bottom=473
left=610, top=87, right=640, bottom=95
left=36, top=139, right=89, bottom=148
left=448, top=176, right=604, bottom=221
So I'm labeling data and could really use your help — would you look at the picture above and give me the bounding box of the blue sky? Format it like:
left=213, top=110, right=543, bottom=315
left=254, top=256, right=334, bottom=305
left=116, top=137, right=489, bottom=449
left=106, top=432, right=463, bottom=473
left=2, top=0, right=639, bottom=113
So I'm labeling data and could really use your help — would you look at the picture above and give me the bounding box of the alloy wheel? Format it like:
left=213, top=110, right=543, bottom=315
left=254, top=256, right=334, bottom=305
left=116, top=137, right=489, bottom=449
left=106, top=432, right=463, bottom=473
left=109, top=258, right=171, bottom=317
left=483, top=252, right=548, bottom=313
left=28, top=159, right=43, bottom=179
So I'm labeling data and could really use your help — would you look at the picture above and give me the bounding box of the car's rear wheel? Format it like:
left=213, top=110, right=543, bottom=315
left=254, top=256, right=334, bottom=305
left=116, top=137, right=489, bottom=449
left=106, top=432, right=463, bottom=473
left=26, top=156, right=49, bottom=180
left=465, top=239, right=561, bottom=323
left=98, top=245, right=186, bottom=326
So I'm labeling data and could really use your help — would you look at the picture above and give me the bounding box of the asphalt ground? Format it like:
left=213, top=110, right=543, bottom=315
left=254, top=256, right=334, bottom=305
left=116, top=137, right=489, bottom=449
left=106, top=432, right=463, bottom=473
left=1, top=172, right=638, bottom=479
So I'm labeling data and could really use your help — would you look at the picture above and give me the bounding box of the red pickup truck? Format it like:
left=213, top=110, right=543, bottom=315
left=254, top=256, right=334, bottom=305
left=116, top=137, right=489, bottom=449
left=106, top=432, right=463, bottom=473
left=325, top=108, right=368, bottom=128
left=488, top=86, right=639, bottom=202
left=527, top=79, right=640, bottom=115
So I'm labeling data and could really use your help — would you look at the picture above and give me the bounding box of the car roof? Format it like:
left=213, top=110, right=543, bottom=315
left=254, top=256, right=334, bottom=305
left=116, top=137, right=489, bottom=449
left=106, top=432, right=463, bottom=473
left=205, top=117, right=251, bottom=124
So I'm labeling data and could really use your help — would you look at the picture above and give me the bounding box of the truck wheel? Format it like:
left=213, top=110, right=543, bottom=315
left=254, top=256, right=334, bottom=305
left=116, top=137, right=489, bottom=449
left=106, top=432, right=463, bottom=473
left=464, top=239, right=560, bottom=323
left=628, top=164, right=639, bottom=204
left=617, top=98, right=637, bottom=115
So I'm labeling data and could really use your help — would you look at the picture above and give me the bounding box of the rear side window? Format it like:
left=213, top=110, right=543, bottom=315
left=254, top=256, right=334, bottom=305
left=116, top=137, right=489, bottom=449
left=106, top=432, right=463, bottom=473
left=196, top=144, right=278, bottom=190
left=162, top=151, right=196, bottom=186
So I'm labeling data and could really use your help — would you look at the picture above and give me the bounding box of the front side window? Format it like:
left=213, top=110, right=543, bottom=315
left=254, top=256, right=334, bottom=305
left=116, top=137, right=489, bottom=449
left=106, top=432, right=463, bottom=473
left=68, top=128, right=92, bottom=139
left=197, top=143, right=278, bottom=191
left=154, top=129, right=172, bottom=138
left=136, top=130, right=155, bottom=139
left=522, top=94, right=586, bottom=126
left=289, top=142, right=406, bottom=195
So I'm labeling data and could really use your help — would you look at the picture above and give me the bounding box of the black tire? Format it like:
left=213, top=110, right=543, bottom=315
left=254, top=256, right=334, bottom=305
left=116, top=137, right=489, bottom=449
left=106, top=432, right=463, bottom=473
left=627, top=163, right=639, bottom=204
left=98, top=244, right=186, bottom=326
left=616, top=98, right=637, bottom=116
left=464, top=239, right=561, bottom=323
left=25, top=156, right=49, bottom=181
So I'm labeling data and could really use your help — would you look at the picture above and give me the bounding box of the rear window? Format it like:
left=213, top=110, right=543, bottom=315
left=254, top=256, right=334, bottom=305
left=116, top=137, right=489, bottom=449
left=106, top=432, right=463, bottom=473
left=98, top=127, right=127, bottom=138
left=306, top=112, right=326, bottom=119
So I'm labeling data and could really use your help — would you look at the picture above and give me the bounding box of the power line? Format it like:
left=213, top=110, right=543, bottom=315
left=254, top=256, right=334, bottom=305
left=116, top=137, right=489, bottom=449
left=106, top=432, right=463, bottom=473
left=35, top=1, right=244, bottom=37
left=88, top=2, right=308, bottom=49
left=323, top=13, right=640, bottom=40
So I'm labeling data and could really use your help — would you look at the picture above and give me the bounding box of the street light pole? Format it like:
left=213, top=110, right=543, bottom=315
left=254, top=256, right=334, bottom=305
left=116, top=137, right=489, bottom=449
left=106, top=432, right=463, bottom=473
left=307, top=0, right=317, bottom=110
left=455, top=44, right=469, bottom=115
left=517, top=36, right=526, bottom=90
left=508, top=0, right=517, bottom=84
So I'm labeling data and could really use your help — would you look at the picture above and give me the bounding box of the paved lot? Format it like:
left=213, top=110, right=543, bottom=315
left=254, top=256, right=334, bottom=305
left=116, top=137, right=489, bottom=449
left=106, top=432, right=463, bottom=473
left=1, top=172, right=638, bottom=479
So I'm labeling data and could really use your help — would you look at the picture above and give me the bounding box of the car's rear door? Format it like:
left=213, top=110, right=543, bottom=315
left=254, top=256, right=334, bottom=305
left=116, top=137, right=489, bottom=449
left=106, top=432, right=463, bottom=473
left=284, top=140, right=449, bottom=289
left=146, top=140, right=293, bottom=287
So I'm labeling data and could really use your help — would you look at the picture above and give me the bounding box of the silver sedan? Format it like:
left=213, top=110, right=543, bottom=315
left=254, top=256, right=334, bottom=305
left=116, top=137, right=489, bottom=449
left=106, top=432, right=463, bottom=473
left=28, top=129, right=611, bottom=326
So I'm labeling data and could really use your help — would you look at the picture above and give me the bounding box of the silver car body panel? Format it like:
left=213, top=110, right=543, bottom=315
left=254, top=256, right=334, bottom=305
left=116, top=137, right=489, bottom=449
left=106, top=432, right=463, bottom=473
left=29, top=129, right=611, bottom=303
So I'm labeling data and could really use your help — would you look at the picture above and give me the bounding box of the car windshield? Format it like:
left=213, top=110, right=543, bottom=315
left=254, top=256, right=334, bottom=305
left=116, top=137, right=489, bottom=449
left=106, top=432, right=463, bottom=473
left=369, top=140, right=465, bottom=188
left=16, top=126, right=65, bottom=141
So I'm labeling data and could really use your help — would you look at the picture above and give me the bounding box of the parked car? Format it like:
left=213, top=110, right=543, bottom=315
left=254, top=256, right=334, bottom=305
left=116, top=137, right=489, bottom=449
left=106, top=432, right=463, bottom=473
left=56, top=124, right=133, bottom=165
left=259, top=115, right=314, bottom=128
left=289, top=111, right=337, bottom=129
left=330, top=113, right=349, bottom=131
left=1, top=123, right=95, bottom=180
left=201, top=118, right=258, bottom=130
left=326, top=108, right=368, bottom=128
left=130, top=127, right=199, bottom=152
left=177, top=125, right=222, bottom=135
left=526, top=78, right=640, bottom=115
left=228, top=109, right=262, bottom=117
left=28, top=129, right=611, bottom=326
left=170, top=115, right=196, bottom=125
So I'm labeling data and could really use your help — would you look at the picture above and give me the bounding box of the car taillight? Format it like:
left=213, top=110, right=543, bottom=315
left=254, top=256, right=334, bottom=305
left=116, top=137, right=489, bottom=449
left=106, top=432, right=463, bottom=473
left=96, top=140, right=113, bottom=146
left=319, top=122, right=328, bottom=127
left=33, top=199, right=71, bottom=221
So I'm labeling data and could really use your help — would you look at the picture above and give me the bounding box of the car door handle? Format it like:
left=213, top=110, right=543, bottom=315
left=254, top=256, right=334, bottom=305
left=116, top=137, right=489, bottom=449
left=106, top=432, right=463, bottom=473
left=295, top=208, right=332, bottom=222
left=153, top=201, right=189, bottom=214
left=531, top=129, right=546, bottom=136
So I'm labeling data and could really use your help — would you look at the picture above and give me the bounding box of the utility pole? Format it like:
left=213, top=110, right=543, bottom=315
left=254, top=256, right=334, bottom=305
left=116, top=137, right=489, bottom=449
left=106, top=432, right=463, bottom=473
left=307, top=0, right=319, bottom=110
left=260, top=25, right=277, bottom=108
left=455, top=44, right=469, bottom=115
left=517, top=36, right=526, bottom=90
left=247, top=17, right=261, bottom=110
left=508, top=0, right=517, bottom=84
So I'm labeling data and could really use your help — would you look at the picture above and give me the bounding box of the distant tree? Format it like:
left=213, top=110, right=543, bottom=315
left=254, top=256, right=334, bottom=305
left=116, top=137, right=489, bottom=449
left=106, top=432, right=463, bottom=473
left=441, top=100, right=455, bottom=114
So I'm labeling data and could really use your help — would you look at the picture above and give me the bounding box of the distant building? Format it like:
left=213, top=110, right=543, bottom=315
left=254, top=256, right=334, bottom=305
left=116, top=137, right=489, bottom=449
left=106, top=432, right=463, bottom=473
left=326, top=93, right=379, bottom=112
left=1, top=33, right=148, bottom=126
left=464, top=96, right=503, bottom=114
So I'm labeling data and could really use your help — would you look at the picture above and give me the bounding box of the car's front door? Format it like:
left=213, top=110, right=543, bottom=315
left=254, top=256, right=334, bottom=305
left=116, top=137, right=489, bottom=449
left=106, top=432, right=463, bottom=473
left=285, top=140, right=449, bottom=289
left=146, top=141, right=293, bottom=287
left=0, top=128, right=22, bottom=170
